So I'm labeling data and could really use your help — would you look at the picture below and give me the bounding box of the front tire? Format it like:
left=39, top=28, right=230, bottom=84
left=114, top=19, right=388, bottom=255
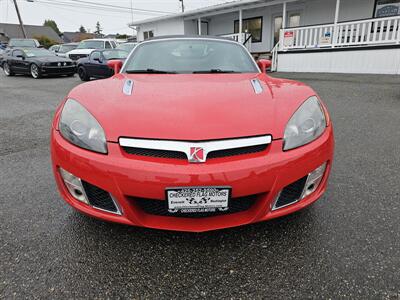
left=3, top=62, right=14, bottom=76
left=78, top=66, right=90, bottom=81
left=30, top=64, right=41, bottom=79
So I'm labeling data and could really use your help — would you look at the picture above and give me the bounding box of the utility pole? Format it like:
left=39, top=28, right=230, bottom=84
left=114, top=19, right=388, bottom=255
left=179, top=0, right=184, bottom=13
left=12, top=0, right=27, bottom=38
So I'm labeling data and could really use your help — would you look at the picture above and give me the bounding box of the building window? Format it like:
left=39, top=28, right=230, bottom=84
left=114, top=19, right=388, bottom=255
left=374, top=0, right=400, bottom=17
left=273, top=16, right=283, bottom=46
left=143, top=30, right=154, bottom=40
left=289, top=14, right=301, bottom=28
left=234, top=16, right=263, bottom=43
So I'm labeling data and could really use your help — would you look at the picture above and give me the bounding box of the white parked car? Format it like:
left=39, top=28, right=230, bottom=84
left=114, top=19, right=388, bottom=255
left=66, top=39, right=117, bottom=61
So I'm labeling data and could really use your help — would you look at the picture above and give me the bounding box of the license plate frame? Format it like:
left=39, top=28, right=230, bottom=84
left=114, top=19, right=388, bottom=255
left=166, top=186, right=231, bottom=214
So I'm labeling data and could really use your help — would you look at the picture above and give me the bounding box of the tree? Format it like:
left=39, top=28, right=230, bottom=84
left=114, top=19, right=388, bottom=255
left=33, top=35, right=58, bottom=49
left=43, top=19, right=61, bottom=36
left=79, top=25, right=87, bottom=33
left=94, top=21, right=102, bottom=35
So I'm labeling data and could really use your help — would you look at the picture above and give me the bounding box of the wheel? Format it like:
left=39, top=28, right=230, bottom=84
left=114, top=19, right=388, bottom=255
left=30, top=63, right=41, bottom=79
left=78, top=66, right=90, bottom=81
left=3, top=62, right=14, bottom=76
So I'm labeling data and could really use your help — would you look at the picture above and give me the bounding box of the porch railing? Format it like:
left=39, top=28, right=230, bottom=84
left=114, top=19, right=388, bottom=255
left=280, top=15, right=400, bottom=50
left=222, top=33, right=253, bottom=51
left=271, top=41, right=280, bottom=72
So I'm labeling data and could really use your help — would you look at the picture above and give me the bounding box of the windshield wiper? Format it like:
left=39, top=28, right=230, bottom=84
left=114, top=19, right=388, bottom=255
left=193, top=69, right=241, bottom=74
left=126, top=68, right=177, bottom=74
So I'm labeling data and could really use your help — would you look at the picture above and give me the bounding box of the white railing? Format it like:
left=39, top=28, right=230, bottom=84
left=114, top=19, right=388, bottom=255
left=222, top=32, right=253, bottom=51
left=280, top=15, right=400, bottom=50
left=271, top=41, right=280, bottom=72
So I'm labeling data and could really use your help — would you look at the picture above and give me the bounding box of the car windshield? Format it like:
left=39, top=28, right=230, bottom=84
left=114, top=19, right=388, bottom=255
left=9, top=39, right=37, bottom=47
left=103, top=50, right=128, bottom=60
left=23, top=49, right=55, bottom=57
left=59, top=44, right=77, bottom=53
left=116, top=43, right=136, bottom=52
left=123, top=39, right=258, bottom=74
left=77, top=40, right=104, bottom=49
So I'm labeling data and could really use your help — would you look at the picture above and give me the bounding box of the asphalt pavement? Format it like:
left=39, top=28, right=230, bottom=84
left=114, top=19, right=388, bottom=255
left=0, top=71, right=399, bottom=299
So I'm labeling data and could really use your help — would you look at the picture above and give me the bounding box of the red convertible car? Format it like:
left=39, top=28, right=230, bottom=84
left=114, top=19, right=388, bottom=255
left=51, top=36, right=334, bottom=232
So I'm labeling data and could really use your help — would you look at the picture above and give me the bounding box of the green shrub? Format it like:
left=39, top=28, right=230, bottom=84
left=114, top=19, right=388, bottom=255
left=33, top=35, right=58, bottom=49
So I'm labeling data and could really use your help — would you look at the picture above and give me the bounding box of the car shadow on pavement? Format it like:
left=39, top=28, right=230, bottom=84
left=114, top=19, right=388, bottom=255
left=61, top=199, right=323, bottom=249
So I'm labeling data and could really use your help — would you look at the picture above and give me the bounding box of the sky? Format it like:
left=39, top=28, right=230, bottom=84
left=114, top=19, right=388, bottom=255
left=0, top=0, right=232, bottom=35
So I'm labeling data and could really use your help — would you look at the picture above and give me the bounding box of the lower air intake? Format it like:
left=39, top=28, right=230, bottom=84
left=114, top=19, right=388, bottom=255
left=273, top=176, right=308, bottom=210
left=81, top=181, right=120, bottom=214
left=130, top=194, right=258, bottom=218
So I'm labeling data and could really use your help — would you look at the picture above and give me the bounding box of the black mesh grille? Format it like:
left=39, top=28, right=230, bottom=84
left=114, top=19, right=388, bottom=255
left=123, top=147, right=187, bottom=159
left=69, top=54, right=88, bottom=61
left=81, top=181, right=119, bottom=213
left=208, top=144, right=268, bottom=159
left=130, top=194, right=258, bottom=218
left=122, top=144, right=268, bottom=160
left=274, top=176, right=308, bottom=209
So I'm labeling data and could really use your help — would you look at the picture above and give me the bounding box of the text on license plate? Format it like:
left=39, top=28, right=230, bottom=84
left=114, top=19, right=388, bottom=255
left=166, top=187, right=230, bottom=213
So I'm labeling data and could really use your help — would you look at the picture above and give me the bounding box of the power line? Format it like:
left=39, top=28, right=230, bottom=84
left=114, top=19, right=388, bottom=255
left=64, top=0, right=174, bottom=14
left=27, top=0, right=165, bottom=16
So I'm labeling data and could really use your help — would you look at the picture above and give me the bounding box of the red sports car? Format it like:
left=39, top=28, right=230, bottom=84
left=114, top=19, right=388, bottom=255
left=51, top=36, right=334, bottom=232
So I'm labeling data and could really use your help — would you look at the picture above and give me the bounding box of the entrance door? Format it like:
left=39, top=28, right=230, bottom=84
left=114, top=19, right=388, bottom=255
left=273, top=13, right=301, bottom=46
left=198, top=21, right=209, bottom=35
left=273, top=16, right=283, bottom=46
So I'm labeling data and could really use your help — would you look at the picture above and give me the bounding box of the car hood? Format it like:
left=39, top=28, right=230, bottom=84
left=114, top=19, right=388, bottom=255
left=65, top=73, right=316, bottom=142
left=67, top=49, right=95, bottom=55
left=33, top=56, right=72, bottom=63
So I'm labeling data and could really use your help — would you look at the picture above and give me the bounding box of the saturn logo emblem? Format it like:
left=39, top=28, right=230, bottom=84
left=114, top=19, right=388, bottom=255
left=189, top=147, right=206, bottom=163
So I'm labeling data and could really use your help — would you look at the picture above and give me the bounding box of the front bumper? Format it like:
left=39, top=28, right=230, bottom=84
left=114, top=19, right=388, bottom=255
left=51, top=127, right=334, bottom=232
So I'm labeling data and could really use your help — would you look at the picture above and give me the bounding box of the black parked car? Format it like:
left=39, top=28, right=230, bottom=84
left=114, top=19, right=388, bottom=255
left=77, top=49, right=128, bottom=81
left=1, top=48, right=76, bottom=79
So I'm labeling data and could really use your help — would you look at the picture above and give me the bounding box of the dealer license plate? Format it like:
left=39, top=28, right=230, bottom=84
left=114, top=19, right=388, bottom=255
left=166, top=187, right=231, bottom=214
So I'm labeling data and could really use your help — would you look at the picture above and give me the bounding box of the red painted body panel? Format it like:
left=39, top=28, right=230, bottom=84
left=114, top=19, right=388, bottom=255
left=51, top=72, right=334, bottom=232
left=60, top=74, right=315, bottom=141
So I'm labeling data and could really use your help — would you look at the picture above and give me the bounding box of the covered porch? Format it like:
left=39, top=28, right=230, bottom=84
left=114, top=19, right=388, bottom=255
left=182, top=0, right=400, bottom=72
left=274, top=0, right=400, bottom=73
left=182, top=0, right=301, bottom=53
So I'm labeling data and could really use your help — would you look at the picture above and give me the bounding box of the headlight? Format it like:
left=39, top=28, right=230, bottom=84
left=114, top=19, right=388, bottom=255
left=283, top=96, right=326, bottom=151
left=59, top=98, right=107, bottom=154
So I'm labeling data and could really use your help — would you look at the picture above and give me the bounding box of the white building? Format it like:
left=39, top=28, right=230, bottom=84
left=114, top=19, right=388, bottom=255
left=130, top=0, right=400, bottom=74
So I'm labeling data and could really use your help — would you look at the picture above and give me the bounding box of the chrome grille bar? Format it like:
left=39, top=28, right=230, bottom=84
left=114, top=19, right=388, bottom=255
left=119, top=135, right=272, bottom=162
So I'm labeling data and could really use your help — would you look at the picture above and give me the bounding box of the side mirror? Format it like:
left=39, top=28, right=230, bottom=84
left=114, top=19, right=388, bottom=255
left=94, top=57, right=102, bottom=63
left=17, top=55, right=25, bottom=59
left=257, top=59, right=272, bottom=73
left=107, top=59, right=123, bottom=74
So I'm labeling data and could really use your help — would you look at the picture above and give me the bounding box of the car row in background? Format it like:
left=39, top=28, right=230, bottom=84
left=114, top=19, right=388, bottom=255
left=1, top=39, right=136, bottom=80
left=7, top=38, right=41, bottom=49
left=76, top=49, right=128, bottom=81
left=1, top=48, right=76, bottom=79
left=49, top=43, right=79, bottom=57
left=66, top=38, right=117, bottom=61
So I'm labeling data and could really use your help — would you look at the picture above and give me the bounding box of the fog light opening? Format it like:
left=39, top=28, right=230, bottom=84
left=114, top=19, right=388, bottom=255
left=307, top=183, right=315, bottom=192
left=59, top=167, right=89, bottom=204
left=301, top=162, right=327, bottom=199
left=74, top=189, right=83, bottom=196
